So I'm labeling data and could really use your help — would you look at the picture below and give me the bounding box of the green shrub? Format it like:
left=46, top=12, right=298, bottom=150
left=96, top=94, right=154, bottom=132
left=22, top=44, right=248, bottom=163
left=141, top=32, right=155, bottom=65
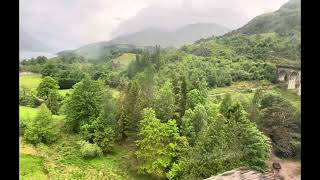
left=36, top=76, right=59, bottom=100
left=24, top=104, right=58, bottom=145
left=19, top=120, right=27, bottom=136
left=78, top=140, right=102, bottom=159
left=80, top=115, right=115, bottom=153
left=93, top=126, right=115, bottom=153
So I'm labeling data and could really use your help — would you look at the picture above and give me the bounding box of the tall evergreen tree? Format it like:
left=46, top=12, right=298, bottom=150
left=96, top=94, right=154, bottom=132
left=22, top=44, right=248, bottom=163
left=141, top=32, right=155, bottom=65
left=153, top=80, right=175, bottom=122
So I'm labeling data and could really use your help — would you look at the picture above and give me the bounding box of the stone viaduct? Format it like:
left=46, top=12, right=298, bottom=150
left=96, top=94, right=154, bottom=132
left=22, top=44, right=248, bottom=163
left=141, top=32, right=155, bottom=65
left=277, top=65, right=300, bottom=96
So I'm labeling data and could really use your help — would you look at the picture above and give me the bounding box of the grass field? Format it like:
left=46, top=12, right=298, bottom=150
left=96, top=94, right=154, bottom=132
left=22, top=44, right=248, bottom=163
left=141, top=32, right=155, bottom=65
left=58, top=89, right=73, bottom=97
left=111, top=53, right=136, bottom=69
left=208, top=80, right=300, bottom=110
left=19, top=106, right=65, bottom=122
left=19, top=134, right=154, bottom=180
left=19, top=73, right=42, bottom=91
left=19, top=73, right=73, bottom=97
left=19, top=153, right=48, bottom=180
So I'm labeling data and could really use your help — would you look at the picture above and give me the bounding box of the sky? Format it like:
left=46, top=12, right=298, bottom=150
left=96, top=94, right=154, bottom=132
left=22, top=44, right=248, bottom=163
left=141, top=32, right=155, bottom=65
left=20, top=0, right=290, bottom=52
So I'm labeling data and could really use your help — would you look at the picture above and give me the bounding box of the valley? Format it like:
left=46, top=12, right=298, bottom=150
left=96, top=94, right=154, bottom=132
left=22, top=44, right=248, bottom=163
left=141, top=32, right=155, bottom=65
left=19, top=0, right=301, bottom=179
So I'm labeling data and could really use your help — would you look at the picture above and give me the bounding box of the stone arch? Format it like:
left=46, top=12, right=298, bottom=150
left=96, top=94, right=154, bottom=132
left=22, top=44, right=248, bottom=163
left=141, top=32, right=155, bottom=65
left=288, top=71, right=298, bottom=89
left=278, top=70, right=288, bottom=81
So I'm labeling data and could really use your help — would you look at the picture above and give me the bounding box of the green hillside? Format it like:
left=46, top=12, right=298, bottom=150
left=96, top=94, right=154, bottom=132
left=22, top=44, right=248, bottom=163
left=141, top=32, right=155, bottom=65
left=227, top=0, right=300, bottom=36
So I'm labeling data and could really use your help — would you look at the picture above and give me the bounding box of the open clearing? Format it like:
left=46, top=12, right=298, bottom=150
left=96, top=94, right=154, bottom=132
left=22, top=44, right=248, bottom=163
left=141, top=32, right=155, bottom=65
left=19, top=106, right=65, bottom=122
left=19, top=135, right=155, bottom=180
left=208, top=81, right=300, bottom=110
left=19, top=73, right=73, bottom=97
left=111, top=53, right=136, bottom=68
left=19, top=73, right=42, bottom=91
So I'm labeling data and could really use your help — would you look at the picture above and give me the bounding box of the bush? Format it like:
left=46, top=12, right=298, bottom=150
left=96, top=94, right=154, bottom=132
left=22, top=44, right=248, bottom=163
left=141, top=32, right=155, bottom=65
left=93, top=126, right=115, bottom=153
left=260, top=92, right=290, bottom=109
left=19, top=120, right=27, bottom=136
left=36, top=76, right=59, bottom=100
left=24, top=104, right=58, bottom=145
left=47, top=90, right=62, bottom=115
left=186, top=89, right=207, bottom=110
left=78, top=140, right=102, bottom=159
left=19, top=88, right=41, bottom=107
left=80, top=115, right=115, bottom=153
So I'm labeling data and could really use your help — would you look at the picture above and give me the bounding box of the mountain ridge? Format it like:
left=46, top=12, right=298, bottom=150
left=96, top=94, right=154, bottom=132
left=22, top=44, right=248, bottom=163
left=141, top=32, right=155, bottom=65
left=226, top=0, right=300, bottom=36
left=58, top=22, right=230, bottom=60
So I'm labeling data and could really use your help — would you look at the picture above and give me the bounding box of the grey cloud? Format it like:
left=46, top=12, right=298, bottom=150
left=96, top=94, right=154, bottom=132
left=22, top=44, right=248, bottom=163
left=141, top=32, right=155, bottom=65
left=20, top=0, right=289, bottom=53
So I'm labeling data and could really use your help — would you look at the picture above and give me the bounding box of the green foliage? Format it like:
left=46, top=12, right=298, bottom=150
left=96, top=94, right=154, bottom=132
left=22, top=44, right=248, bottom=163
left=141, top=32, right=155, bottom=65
left=19, top=86, right=40, bottom=107
left=24, top=104, right=58, bottom=145
left=186, top=89, right=207, bottom=109
left=172, top=75, right=187, bottom=122
left=259, top=105, right=298, bottom=158
left=19, top=5, right=301, bottom=177
left=181, top=104, right=208, bottom=146
left=218, top=32, right=300, bottom=61
left=64, top=76, right=105, bottom=132
left=260, top=92, right=291, bottom=109
left=248, top=88, right=263, bottom=123
left=181, top=101, right=271, bottom=179
left=135, top=108, right=189, bottom=179
left=47, top=89, right=62, bottom=115
left=219, top=94, right=232, bottom=118
left=36, top=76, right=59, bottom=100
left=78, top=140, right=103, bottom=159
left=192, top=45, right=212, bottom=57
left=118, top=72, right=155, bottom=140
left=117, top=80, right=142, bottom=139
left=153, top=80, right=175, bottom=122
left=80, top=114, right=115, bottom=153
left=19, top=153, right=47, bottom=179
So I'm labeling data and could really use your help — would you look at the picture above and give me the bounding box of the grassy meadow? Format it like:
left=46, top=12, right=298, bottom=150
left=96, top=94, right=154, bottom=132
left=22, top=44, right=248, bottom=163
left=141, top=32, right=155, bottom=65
left=19, top=73, right=42, bottom=91
left=19, top=73, right=73, bottom=97
left=111, top=53, right=136, bottom=69
left=208, top=80, right=300, bottom=110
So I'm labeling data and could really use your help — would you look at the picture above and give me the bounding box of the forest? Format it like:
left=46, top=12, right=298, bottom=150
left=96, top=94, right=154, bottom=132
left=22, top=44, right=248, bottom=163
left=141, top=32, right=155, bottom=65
left=19, top=35, right=300, bottom=179
left=19, top=0, right=300, bottom=179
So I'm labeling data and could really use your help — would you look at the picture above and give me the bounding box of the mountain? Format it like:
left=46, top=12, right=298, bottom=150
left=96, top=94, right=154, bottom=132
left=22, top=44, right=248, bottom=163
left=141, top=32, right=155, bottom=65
left=227, top=0, right=300, bottom=35
left=111, top=5, right=248, bottom=37
left=58, top=43, right=154, bottom=61
left=109, top=23, right=229, bottom=47
left=59, top=23, right=230, bottom=61
left=20, top=31, right=54, bottom=53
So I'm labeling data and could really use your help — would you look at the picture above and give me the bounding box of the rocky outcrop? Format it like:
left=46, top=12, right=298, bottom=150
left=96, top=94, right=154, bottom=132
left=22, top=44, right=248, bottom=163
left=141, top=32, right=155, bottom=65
left=204, top=167, right=279, bottom=180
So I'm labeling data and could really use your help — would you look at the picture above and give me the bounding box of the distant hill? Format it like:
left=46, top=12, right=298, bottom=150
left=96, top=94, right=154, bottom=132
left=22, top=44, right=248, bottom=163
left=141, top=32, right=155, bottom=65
left=58, top=23, right=229, bottom=61
left=109, top=23, right=230, bottom=47
left=57, top=43, right=154, bottom=61
left=227, top=0, right=300, bottom=36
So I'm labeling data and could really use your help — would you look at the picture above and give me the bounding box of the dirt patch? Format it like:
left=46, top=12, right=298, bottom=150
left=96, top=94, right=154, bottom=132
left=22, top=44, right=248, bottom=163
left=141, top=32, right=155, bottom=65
left=20, top=144, right=37, bottom=155
left=271, top=154, right=301, bottom=180
left=278, top=160, right=301, bottom=180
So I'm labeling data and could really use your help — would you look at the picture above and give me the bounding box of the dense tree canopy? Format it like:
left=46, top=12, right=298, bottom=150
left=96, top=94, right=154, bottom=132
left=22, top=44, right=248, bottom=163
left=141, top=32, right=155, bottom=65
left=64, top=76, right=105, bottom=132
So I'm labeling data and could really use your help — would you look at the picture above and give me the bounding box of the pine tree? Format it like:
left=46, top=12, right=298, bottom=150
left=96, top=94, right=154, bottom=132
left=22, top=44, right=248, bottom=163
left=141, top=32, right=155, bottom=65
left=153, top=80, right=175, bottom=122
left=118, top=80, right=140, bottom=140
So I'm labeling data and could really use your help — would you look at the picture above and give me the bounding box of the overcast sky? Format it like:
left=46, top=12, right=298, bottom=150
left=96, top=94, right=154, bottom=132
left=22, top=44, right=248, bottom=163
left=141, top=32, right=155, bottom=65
left=20, top=0, right=289, bottom=52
